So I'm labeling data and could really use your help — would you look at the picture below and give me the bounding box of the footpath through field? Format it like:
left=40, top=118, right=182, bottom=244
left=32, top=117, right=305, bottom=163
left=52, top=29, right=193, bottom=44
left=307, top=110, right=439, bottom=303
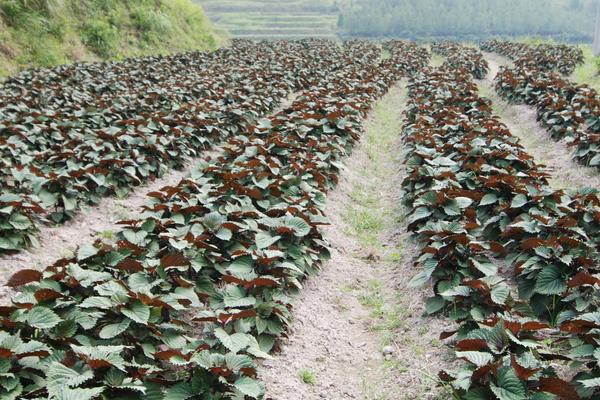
left=259, top=83, right=455, bottom=400
left=479, top=52, right=600, bottom=191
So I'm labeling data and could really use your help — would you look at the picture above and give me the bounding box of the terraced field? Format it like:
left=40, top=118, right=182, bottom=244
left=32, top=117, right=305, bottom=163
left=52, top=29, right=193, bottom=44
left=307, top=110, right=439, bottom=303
left=196, top=0, right=339, bottom=40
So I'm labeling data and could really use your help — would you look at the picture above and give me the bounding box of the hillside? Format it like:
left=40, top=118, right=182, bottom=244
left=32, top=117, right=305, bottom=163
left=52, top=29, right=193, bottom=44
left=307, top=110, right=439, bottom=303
left=0, top=0, right=225, bottom=76
left=196, top=0, right=339, bottom=40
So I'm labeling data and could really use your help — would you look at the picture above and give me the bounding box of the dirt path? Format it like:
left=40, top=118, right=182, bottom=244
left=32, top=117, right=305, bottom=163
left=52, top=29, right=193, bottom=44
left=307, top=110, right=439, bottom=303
left=259, top=84, right=455, bottom=400
left=479, top=53, right=600, bottom=191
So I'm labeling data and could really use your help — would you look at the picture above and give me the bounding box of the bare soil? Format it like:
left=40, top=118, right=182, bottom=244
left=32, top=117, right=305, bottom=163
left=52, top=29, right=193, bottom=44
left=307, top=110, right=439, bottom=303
left=479, top=54, right=600, bottom=191
left=259, top=84, right=455, bottom=400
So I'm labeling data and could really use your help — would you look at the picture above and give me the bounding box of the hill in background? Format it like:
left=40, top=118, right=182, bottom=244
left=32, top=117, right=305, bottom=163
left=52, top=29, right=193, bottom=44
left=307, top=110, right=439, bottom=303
left=197, top=0, right=597, bottom=43
left=0, top=0, right=224, bottom=76
left=196, top=0, right=338, bottom=40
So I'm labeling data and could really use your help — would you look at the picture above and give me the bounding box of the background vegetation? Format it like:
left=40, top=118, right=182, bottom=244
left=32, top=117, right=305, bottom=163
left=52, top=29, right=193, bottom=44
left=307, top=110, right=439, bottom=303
left=0, top=0, right=224, bottom=76
left=336, top=0, right=596, bottom=41
left=196, top=0, right=338, bottom=40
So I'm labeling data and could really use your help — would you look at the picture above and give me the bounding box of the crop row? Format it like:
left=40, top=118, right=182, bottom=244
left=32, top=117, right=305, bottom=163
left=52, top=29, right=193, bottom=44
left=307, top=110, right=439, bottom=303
left=431, top=41, right=489, bottom=79
left=0, top=40, right=344, bottom=254
left=487, top=44, right=600, bottom=178
left=403, top=60, right=600, bottom=397
left=481, top=40, right=584, bottom=75
left=0, top=41, right=429, bottom=399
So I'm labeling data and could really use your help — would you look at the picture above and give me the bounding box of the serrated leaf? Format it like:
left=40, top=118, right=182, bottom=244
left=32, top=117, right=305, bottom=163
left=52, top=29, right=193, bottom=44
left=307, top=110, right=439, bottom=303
left=480, top=193, right=498, bottom=206
left=214, top=328, right=250, bottom=354
left=255, top=232, right=281, bottom=250
left=234, top=376, right=262, bottom=398
left=121, top=301, right=150, bottom=325
left=25, top=306, right=62, bottom=329
left=99, top=319, right=131, bottom=339
left=77, top=244, right=98, bottom=261
left=535, top=265, right=567, bottom=295
left=425, top=296, right=445, bottom=314
left=47, top=362, right=94, bottom=388
left=491, top=284, right=510, bottom=305
left=511, top=194, right=528, bottom=209
left=472, top=259, right=497, bottom=276
left=490, top=367, right=527, bottom=400
left=456, top=351, right=493, bottom=367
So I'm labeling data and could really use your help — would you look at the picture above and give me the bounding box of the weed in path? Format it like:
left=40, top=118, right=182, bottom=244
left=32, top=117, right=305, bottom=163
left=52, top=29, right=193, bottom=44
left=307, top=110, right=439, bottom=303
left=298, top=369, right=317, bottom=385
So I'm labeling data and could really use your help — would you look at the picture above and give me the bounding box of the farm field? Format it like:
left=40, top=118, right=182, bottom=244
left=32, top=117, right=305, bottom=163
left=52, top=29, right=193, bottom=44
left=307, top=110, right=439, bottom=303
left=195, top=0, right=339, bottom=40
left=5, top=29, right=600, bottom=400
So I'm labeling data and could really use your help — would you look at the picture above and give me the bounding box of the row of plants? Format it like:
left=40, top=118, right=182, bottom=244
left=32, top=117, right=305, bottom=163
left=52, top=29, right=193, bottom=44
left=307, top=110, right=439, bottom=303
left=488, top=43, right=600, bottom=180
left=481, top=40, right=584, bottom=75
left=0, top=40, right=343, bottom=254
left=431, top=41, right=489, bottom=79
left=402, top=58, right=600, bottom=397
left=0, top=41, right=430, bottom=399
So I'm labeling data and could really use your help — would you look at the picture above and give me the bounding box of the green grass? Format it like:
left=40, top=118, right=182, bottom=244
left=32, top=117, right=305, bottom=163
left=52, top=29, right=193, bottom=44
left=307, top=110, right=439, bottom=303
left=298, top=368, right=317, bottom=385
left=99, top=230, right=114, bottom=240
left=0, top=0, right=224, bottom=76
left=571, top=45, right=600, bottom=91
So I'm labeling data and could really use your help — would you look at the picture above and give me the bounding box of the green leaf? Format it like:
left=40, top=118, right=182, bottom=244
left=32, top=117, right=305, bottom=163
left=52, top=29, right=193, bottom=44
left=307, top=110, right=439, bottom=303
left=223, top=286, right=256, bottom=308
left=121, top=301, right=150, bottom=325
left=580, top=377, right=600, bottom=388
left=443, top=200, right=461, bottom=216
left=62, top=195, right=77, bottom=212
left=425, top=296, right=445, bottom=314
left=455, top=197, right=473, bottom=209
left=164, top=382, right=194, bottom=400
left=234, top=376, right=262, bottom=398
left=511, top=194, right=528, bottom=209
left=99, top=320, right=131, bottom=339
left=456, top=351, right=494, bottom=367
left=52, top=387, right=105, bottom=400
left=25, top=306, right=62, bottom=329
left=79, top=296, right=114, bottom=309
left=409, top=258, right=437, bottom=287
left=409, top=207, right=432, bottom=224
left=122, top=230, right=147, bottom=245
left=215, top=228, right=232, bottom=241
left=535, top=265, right=567, bottom=295
left=491, top=284, right=510, bottom=305
left=214, top=328, right=250, bottom=354
left=490, top=367, right=527, bottom=400
left=284, top=216, right=311, bottom=237
left=472, top=259, right=497, bottom=276
left=480, top=193, right=498, bottom=206
left=75, top=244, right=97, bottom=263
left=8, top=213, right=31, bottom=230
left=47, top=362, right=94, bottom=388
left=255, top=232, right=281, bottom=250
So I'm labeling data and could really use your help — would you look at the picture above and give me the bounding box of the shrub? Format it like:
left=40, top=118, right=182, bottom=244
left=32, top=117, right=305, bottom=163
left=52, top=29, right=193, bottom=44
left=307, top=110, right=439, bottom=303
left=0, top=0, right=25, bottom=25
left=80, top=19, right=115, bottom=57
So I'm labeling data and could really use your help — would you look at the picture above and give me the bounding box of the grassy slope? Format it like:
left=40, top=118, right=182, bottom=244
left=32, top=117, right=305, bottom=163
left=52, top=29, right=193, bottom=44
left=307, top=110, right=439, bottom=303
left=0, top=0, right=226, bottom=76
left=571, top=45, right=600, bottom=91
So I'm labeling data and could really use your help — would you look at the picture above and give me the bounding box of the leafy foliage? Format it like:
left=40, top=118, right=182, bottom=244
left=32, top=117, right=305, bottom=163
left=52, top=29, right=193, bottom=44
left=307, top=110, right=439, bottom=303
left=482, top=40, right=584, bottom=75
left=402, top=45, right=600, bottom=399
left=432, top=41, right=489, bottom=79
left=0, top=40, right=344, bottom=253
left=0, top=40, right=429, bottom=399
